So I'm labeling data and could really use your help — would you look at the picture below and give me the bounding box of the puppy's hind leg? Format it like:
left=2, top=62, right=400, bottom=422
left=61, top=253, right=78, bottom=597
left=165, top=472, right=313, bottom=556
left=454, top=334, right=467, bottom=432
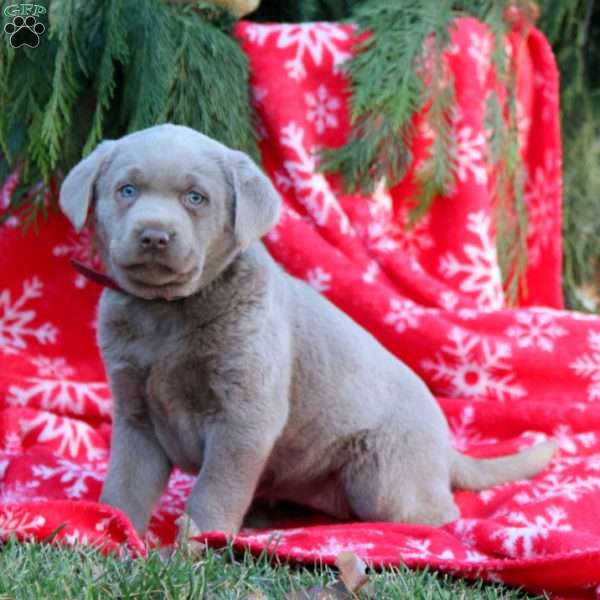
left=340, top=430, right=459, bottom=526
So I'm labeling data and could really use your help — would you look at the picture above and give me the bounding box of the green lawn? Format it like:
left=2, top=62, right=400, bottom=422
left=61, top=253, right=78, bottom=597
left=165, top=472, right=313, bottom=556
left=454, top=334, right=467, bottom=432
left=0, top=539, right=542, bottom=599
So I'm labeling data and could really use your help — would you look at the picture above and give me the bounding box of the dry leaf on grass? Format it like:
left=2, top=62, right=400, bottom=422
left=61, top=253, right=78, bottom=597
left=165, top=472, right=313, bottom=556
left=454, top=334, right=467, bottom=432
left=244, top=592, right=269, bottom=600
left=285, top=551, right=373, bottom=599
left=335, top=551, right=372, bottom=595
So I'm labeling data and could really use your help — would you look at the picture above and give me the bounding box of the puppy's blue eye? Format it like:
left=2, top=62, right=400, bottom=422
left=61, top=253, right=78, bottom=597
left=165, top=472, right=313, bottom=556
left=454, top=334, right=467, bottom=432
left=119, top=184, right=138, bottom=199
left=185, top=190, right=208, bottom=206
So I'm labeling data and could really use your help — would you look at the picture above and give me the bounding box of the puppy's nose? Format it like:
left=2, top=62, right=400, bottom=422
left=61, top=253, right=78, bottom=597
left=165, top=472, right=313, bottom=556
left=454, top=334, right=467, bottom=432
left=139, top=228, right=171, bottom=250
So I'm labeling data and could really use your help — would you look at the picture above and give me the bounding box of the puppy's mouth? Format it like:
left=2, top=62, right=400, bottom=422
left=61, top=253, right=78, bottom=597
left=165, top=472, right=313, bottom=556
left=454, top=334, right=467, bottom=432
left=114, top=255, right=199, bottom=289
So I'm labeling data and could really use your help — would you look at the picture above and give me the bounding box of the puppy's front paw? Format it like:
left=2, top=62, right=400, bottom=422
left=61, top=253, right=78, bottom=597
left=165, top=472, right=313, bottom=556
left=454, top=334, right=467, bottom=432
left=175, top=513, right=206, bottom=556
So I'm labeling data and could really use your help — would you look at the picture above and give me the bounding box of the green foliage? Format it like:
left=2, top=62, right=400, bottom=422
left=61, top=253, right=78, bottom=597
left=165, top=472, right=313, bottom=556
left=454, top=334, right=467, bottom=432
left=1, top=0, right=256, bottom=226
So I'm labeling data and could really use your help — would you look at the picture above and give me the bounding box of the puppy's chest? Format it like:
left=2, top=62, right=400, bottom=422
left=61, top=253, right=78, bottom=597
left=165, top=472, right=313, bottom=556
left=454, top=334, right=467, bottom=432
left=104, top=302, right=223, bottom=471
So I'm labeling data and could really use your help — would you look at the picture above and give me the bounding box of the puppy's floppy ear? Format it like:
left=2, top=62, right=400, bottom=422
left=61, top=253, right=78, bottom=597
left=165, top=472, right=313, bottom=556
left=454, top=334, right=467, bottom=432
left=227, top=150, right=281, bottom=250
left=59, top=141, right=115, bottom=232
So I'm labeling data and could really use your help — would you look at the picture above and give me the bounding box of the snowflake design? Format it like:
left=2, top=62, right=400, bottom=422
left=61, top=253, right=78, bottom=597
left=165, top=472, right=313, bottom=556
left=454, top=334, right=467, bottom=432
left=8, top=374, right=112, bottom=418
left=366, top=183, right=434, bottom=257
left=31, top=356, right=75, bottom=378
left=290, top=537, right=375, bottom=558
left=467, top=31, right=491, bottom=86
left=570, top=330, right=600, bottom=401
left=448, top=405, right=497, bottom=452
left=0, top=507, right=45, bottom=539
left=383, top=298, right=425, bottom=333
left=421, top=326, right=525, bottom=401
left=491, top=507, right=572, bottom=559
left=450, top=125, right=488, bottom=186
left=513, top=472, right=600, bottom=505
left=0, top=479, right=43, bottom=504
left=32, top=458, right=105, bottom=499
left=277, top=122, right=351, bottom=234
left=450, top=519, right=487, bottom=562
left=362, top=260, right=379, bottom=285
left=62, top=530, right=91, bottom=546
left=245, top=23, right=351, bottom=81
left=52, top=229, right=101, bottom=289
left=439, top=291, right=459, bottom=311
left=305, top=267, right=331, bottom=293
left=305, top=84, right=341, bottom=134
left=20, top=412, right=106, bottom=461
left=399, top=538, right=455, bottom=561
left=519, top=426, right=596, bottom=456
left=505, top=310, right=568, bottom=352
left=525, top=151, right=561, bottom=267
left=150, top=470, right=195, bottom=524
left=439, top=211, right=504, bottom=310
left=0, top=278, right=58, bottom=355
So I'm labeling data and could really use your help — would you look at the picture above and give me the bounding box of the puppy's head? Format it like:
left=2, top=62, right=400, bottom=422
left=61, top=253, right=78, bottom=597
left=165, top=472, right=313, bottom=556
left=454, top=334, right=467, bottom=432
left=59, top=124, right=280, bottom=300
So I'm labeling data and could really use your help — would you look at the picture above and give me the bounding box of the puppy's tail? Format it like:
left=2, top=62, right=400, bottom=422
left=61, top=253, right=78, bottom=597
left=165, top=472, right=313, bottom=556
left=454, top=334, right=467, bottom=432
left=450, top=439, right=557, bottom=491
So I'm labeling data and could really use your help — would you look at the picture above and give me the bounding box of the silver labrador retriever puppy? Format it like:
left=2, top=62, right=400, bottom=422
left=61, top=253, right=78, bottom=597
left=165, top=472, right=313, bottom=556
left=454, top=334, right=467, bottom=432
left=59, top=124, right=556, bottom=537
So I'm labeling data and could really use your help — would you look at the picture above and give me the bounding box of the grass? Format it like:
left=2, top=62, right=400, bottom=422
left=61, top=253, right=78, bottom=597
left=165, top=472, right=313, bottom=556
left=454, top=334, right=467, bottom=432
left=0, top=539, right=542, bottom=599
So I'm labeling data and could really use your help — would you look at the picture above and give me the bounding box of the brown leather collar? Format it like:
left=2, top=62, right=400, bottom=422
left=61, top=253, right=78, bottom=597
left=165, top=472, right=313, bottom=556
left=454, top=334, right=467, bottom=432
left=70, top=259, right=124, bottom=293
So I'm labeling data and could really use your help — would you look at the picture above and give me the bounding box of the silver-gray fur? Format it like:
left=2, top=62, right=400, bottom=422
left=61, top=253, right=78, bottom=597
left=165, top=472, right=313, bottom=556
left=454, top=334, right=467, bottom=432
left=59, top=124, right=556, bottom=537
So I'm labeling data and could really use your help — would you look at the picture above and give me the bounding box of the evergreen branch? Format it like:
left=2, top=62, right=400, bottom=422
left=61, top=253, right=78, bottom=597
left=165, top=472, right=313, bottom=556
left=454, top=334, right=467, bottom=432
left=160, top=4, right=257, bottom=158
left=321, top=0, right=456, bottom=194
left=83, top=0, right=129, bottom=155
left=40, top=0, right=84, bottom=176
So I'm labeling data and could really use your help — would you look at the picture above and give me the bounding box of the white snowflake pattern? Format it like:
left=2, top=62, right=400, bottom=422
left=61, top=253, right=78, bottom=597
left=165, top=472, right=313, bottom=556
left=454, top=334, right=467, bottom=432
left=245, top=23, right=351, bottom=81
left=439, top=291, right=459, bottom=311
left=513, top=472, right=600, bottom=505
left=421, top=326, right=525, bottom=401
left=383, top=298, right=425, bottom=333
left=399, top=538, right=455, bottom=561
left=305, top=84, right=341, bottom=134
left=467, top=31, right=491, bottom=86
left=150, top=470, right=195, bottom=524
left=52, top=229, right=100, bottom=289
left=570, top=330, right=600, bottom=401
left=450, top=125, right=488, bottom=186
left=366, top=182, right=434, bottom=257
left=62, top=530, right=92, bottom=546
left=525, top=151, right=561, bottom=267
left=8, top=373, right=112, bottom=418
left=491, top=507, right=572, bottom=559
left=0, top=507, right=45, bottom=538
left=505, top=310, right=568, bottom=352
left=362, top=260, right=380, bottom=285
left=439, top=211, right=504, bottom=310
left=32, top=458, right=105, bottom=499
left=450, top=519, right=487, bottom=562
left=290, top=537, right=375, bottom=559
left=448, top=405, right=497, bottom=452
left=0, top=278, right=58, bottom=355
left=305, top=267, right=332, bottom=293
left=20, top=412, right=106, bottom=461
left=518, top=427, right=597, bottom=456
left=0, top=479, right=43, bottom=504
left=277, top=122, right=351, bottom=234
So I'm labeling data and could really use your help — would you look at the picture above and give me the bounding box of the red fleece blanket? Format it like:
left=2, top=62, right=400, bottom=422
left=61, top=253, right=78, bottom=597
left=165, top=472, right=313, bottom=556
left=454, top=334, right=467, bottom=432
left=1, top=17, right=600, bottom=598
